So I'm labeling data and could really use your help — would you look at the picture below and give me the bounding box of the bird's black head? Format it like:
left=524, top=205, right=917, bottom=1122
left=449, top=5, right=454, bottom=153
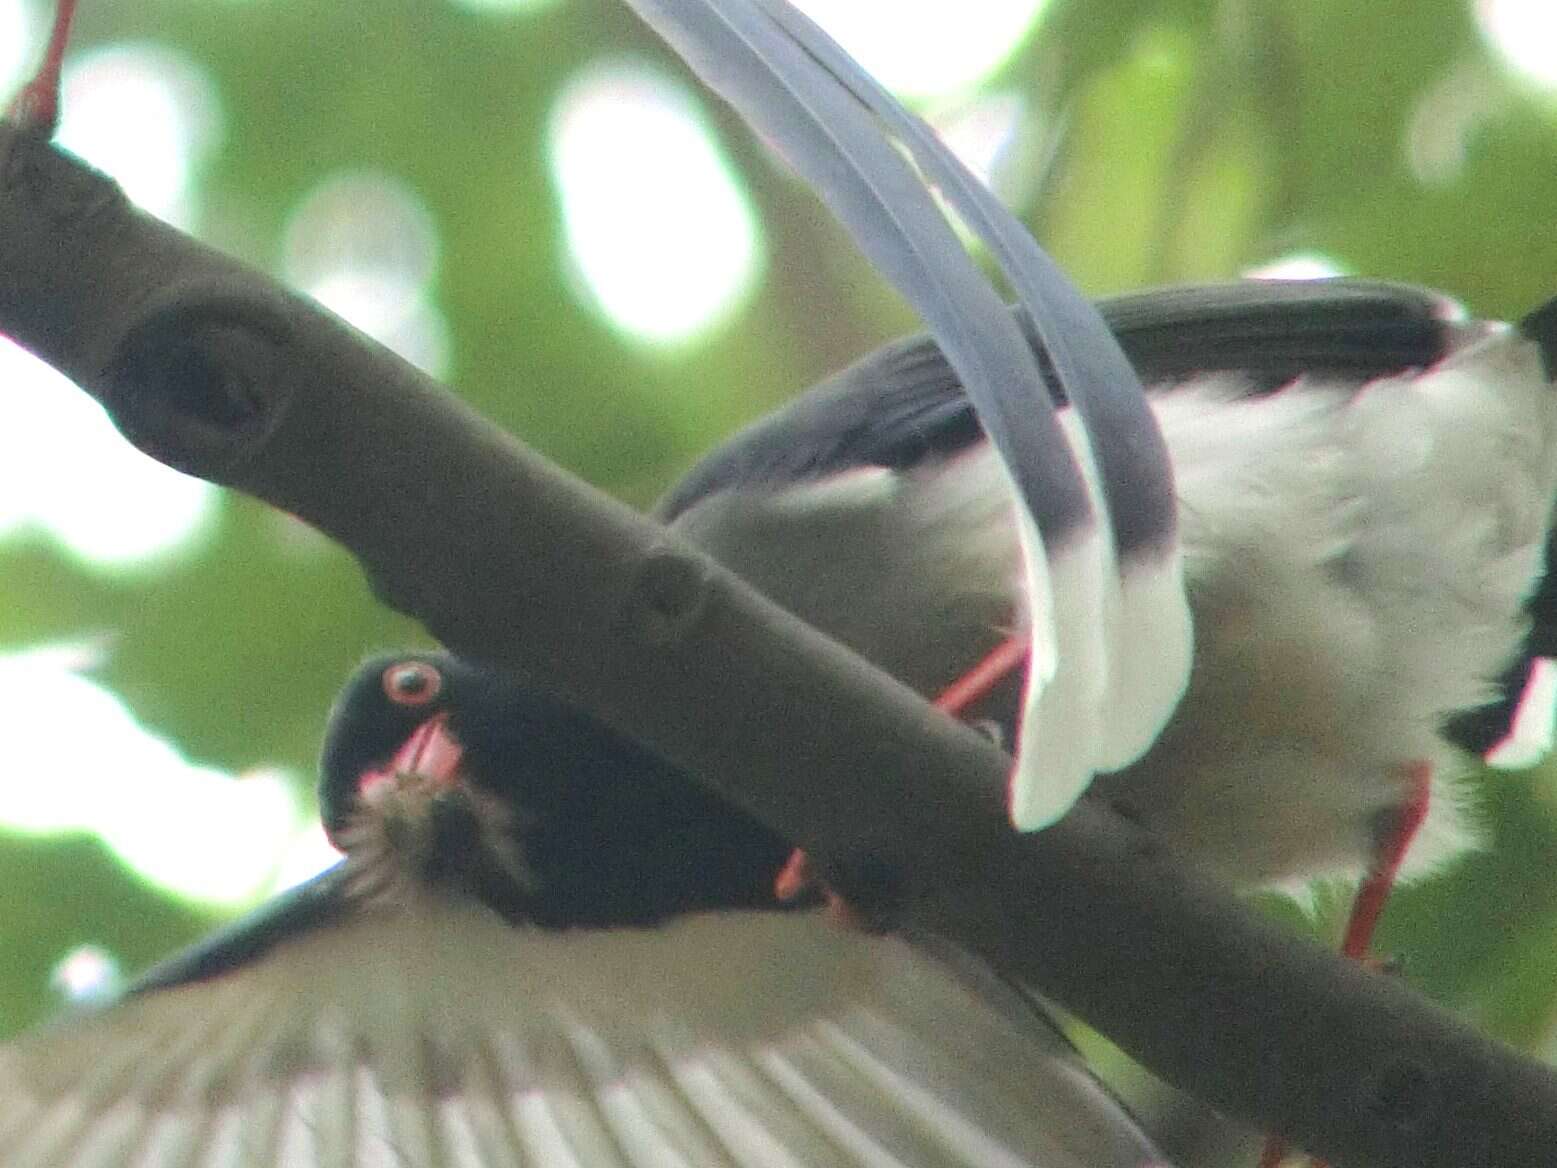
left=319, top=651, right=801, bottom=928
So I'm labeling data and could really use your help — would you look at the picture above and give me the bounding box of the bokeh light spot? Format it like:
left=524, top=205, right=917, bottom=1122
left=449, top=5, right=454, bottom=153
left=548, top=61, right=763, bottom=346
left=50, top=944, right=123, bottom=1006
left=1477, top=0, right=1557, bottom=89
left=0, top=340, right=218, bottom=569
left=1405, top=61, right=1503, bottom=187
left=1244, top=253, right=1347, bottom=281
left=0, top=648, right=308, bottom=906
left=55, top=42, right=222, bottom=229
left=794, top=0, right=1048, bottom=99
left=282, top=171, right=449, bottom=376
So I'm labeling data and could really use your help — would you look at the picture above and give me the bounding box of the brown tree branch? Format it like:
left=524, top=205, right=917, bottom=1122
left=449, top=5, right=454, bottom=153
left=3, top=124, right=1554, bottom=1168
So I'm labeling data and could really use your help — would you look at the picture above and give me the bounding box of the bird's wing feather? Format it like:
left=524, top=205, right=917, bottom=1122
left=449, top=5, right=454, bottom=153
left=127, top=864, right=351, bottom=993
left=0, top=901, right=1165, bottom=1168
left=657, top=278, right=1469, bottom=512
left=629, top=0, right=1191, bottom=827
left=1095, top=278, right=1466, bottom=386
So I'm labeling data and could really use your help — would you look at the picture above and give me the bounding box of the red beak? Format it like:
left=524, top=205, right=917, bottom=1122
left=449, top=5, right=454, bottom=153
left=359, top=712, right=465, bottom=796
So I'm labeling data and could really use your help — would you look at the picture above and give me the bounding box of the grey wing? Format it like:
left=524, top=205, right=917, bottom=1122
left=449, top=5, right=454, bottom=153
left=660, top=278, right=1480, bottom=731
left=659, top=277, right=1469, bottom=515
left=1096, top=277, right=1467, bottom=387
left=0, top=902, right=1169, bottom=1167
left=126, top=863, right=350, bottom=993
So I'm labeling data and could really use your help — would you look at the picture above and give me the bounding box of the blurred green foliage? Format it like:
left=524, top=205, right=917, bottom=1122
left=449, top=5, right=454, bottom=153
left=3, top=1, right=1557, bottom=1157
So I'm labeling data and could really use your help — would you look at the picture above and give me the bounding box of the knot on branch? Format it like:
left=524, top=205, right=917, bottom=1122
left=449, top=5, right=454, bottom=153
left=621, top=546, right=713, bottom=646
left=104, top=291, right=295, bottom=480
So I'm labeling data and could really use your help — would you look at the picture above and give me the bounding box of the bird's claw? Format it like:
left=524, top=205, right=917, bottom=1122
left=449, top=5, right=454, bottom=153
left=773, top=847, right=896, bottom=933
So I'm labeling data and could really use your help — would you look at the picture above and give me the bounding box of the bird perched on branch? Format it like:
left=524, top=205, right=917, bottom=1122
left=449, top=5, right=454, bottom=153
left=666, top=278, right=1557, bottom=900
left=4, top=0, right=1557, bottom=1165
left=3, top=299, right=1553, bottom=1168
left=7, top=285, right=1554, bottom=1168
left=628, top=0, right=1557, bottom=984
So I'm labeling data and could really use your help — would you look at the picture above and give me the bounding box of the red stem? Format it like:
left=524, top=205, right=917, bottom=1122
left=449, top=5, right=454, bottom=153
left=8, top=0, right=80, bottom=136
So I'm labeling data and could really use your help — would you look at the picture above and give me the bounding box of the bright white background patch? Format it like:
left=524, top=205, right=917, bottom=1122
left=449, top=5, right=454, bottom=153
left=1486, top=657, right=1557, bottom=770
left=548, top=61, right=763, bottom=345
left=935, top=91, right=1025, bottom=187
left=450, top=0, right=561, bottom=10
left=1244, top=253, right=1347, bottom=281
left=0, top=0, right=31, bottom=99
left=794, top=0, right=1049, bottom=99
left=0, top=648, right=313, bottom=906
left=1477, top=0, right=1557, bottom=89
left=54, top=42, right=222, bottom=230
left=282, top=171, right=450, bottom=377
left=0, top=340, right=217, bottom=568
left=273, top=821, right=346, bottom=892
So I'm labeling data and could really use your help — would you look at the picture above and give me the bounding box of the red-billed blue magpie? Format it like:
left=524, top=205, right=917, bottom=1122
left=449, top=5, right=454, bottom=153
left=4, top=0, right=1557, bottom=1165
left=3, top=293, right=1554, bottom=1167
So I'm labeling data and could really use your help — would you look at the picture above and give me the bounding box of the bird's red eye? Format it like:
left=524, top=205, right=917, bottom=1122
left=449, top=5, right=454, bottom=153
left=382, top=661, right=442, bottom=705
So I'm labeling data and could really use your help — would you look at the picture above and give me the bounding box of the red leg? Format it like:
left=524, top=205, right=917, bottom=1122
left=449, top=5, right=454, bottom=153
left=8, top=0, right=79, bottom=136
left=934, top=633, right=1029, bottom=716
left=1256, top=762, right=1433, bottom=1168
left=1339, top=761, right=1432, bottom=960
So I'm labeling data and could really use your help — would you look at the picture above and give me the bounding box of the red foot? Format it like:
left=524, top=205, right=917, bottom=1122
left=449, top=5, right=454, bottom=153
left=773, top=847, right=813, bottom=903
left=1255, top=762, right=1433, bottom=1168
left=8, top=0, right=78, bottom=136
left=1339, top=760, right=1432, bottom=960
left=773, top=847, right=873, bottom=930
